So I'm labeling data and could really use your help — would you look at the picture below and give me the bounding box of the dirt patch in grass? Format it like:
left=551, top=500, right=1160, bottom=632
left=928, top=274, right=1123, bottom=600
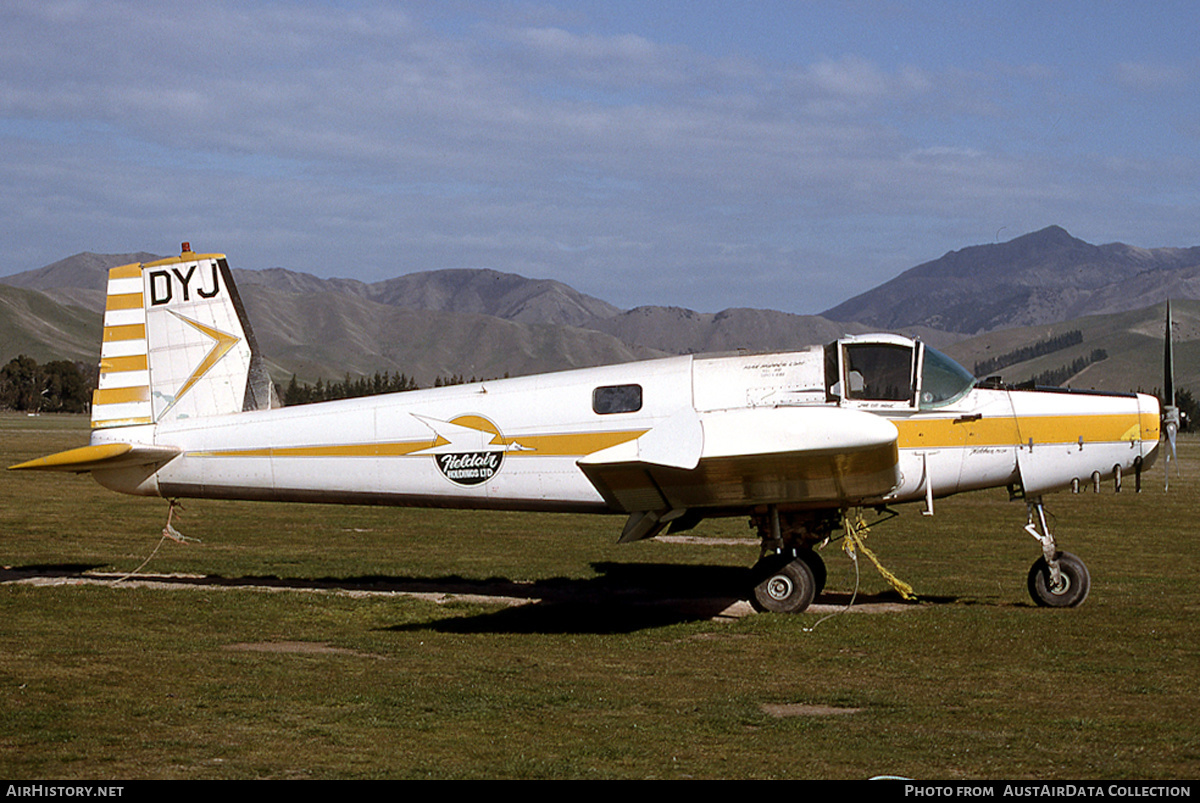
left=761, top=703, right=863, bottom=717
left=224, top=641, right=383, bottom=658
left=2, top=567, right=925, bottom=619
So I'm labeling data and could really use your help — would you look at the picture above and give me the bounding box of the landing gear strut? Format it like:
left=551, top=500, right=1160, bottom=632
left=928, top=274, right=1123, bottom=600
left=1023, top=499, right=1091, bottom=608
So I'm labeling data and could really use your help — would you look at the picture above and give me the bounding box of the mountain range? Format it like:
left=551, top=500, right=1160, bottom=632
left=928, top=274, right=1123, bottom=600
left=823, top=225, right=1200, bottom=334
left=2, top=226, right=1197, bottom=394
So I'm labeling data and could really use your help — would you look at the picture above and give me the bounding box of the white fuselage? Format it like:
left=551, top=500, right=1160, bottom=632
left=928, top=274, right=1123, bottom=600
left=90, top=347, right=1161, bottom=517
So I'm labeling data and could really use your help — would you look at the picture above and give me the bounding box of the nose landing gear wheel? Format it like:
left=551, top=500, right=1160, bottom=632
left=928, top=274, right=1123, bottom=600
left=750, top=556, right=817, bottom=613
left=1027, top=551, right=1090, bottom=608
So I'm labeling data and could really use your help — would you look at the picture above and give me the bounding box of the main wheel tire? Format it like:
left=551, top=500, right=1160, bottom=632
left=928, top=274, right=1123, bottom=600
left=798, top=549, right=827, bottom=595
left=750, top=556, right=817, bottom=613
left=1027, top=551, right=1091, bottom=608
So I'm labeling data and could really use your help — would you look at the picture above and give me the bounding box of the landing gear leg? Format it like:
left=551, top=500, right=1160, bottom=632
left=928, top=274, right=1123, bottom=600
left=1023, top=498, right=1090, bottom=608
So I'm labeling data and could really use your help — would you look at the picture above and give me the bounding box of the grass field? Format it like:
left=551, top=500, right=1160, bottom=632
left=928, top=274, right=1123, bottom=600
left=2, top=412, right=1198, bottom=780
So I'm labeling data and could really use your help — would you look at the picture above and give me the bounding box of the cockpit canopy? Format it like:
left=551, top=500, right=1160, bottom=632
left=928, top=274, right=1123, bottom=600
left=826, top=335, right=976, bottom=410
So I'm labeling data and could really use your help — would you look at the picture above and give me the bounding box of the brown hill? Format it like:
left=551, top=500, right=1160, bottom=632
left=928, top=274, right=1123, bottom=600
left=0, top=284, right=101, bottom=365
left=823, top=226, right=1200, bottom=334
left=2, top=251, right=162, bottom=293
left=587, top=306, right=870, bottom=354
left=240, top=286, right=662, bottom=385
left=235, top=266, right=622, bottom=327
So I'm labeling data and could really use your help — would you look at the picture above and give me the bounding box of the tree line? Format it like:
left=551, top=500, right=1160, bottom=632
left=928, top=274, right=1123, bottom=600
left=974, top=330, right=1084, bottom=377
left=0, top=356, right=499, bottom=413
left=0, top=356, right=94, bottom=413
left=281, top=371, right=501, bottom=406
left=282, top=371, right=420, bottom=405
left=1024, top=348, right=1109, bottom=388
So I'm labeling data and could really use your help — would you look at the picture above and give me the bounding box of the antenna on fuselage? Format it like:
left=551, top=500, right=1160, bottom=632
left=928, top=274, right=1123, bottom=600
left=1164, top=300, right=1180, bottom=491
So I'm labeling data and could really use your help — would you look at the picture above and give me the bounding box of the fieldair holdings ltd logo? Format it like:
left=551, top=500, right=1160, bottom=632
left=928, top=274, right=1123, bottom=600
left=422, top=415, right=512, bottom=486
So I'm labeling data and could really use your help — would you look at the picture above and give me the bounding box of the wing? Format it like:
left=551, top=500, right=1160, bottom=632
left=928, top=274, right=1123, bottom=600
left=578, top=406, right=899, bottom=542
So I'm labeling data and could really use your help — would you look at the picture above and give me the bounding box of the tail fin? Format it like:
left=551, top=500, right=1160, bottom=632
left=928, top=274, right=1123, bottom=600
left=93, top=243, right=274, bottom=430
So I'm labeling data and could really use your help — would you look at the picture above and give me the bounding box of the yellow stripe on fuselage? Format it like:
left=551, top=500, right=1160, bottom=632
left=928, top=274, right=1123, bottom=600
left=190, top=430, right=649, bottom=460
left=896, top=413, right=1149, bottom=449
left=194, top=442, right=440, bottom=459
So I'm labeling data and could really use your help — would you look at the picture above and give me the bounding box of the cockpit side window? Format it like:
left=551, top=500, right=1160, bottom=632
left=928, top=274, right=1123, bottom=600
left=919, top=346, right=976, bottom=409
left=842, top=343, right=915, bottom=403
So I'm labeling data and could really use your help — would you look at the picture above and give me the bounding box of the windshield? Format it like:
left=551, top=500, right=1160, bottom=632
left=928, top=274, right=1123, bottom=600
left=919, top=346, right=976, bottom=409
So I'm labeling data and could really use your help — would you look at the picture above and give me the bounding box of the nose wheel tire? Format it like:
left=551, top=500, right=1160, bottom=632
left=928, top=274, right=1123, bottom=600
left=750, top=556, right=817, bottom=613
left=1027, top=551, right=1090, bottom=608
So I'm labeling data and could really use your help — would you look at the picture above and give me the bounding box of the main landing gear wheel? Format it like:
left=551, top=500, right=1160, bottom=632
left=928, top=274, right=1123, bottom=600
left=1027, top=551, right=1091, bottom=608
left=799, top=548, right=826, bottom=595
left=750, top=556, right=817, bottom=614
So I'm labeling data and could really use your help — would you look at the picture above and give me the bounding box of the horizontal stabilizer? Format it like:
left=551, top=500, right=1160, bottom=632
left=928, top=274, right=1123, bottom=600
left=8, top=442, right=180, bottom=474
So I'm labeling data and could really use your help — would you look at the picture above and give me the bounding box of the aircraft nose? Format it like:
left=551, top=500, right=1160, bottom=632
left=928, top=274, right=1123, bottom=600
left=1139, top=392, right=1162, bottom=438
left=1137, top=392, right=1163, bottom=469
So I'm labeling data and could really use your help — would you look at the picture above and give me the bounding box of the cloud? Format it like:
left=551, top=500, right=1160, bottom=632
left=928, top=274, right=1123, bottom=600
left=0, top=1, right=1197, bottom=314
left=1114, top=61, right=1190, bottom=93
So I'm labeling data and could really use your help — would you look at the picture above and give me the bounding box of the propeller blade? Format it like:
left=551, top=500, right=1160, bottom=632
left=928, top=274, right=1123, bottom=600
left=1163, top=300, right=1180, bottom=491
left=1165, top=300, right=1176, bottom=407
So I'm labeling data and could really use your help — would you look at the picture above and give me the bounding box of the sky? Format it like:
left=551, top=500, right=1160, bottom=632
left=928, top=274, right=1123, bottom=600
left=1, top=0, right=1198, bottom=314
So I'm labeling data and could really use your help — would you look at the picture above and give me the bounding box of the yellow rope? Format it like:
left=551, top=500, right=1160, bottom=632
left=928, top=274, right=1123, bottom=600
left=842, top=510, right=917, bottom=601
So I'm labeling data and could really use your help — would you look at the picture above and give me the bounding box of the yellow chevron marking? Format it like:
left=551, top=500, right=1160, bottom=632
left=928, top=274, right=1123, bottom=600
left=168, top=312, right=241, bottom=403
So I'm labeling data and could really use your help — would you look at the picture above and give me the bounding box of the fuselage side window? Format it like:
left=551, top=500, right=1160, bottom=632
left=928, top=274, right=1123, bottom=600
left=593, top=384, right=643, bottom=415
left=843, top=343, right=915, bottom=403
